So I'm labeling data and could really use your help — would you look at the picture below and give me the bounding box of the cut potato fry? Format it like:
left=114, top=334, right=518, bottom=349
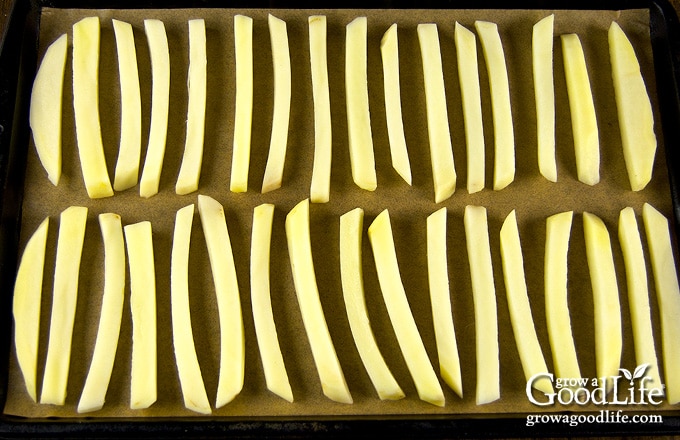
left=561, top=33, right=599, bottom=186
left=463, top=205, right=500, bottom=405
left=78, top=213, right=126, bottom=413
left=475, top=21, right=515, bottom=191
left=345, top=17, right=377, bottom=191
left=609, top=22, right=657, bottom=191
left=499, top=210, right=553, bottom=395
left=124, top=221, right=157, bottom=410
left=368, top=210, right=445, bottom=407
left=340, top=208, right=404, bottom=400
left=380, top=23, right=412, bottom=186
left=454, top=22, right=485, bottom=194
left=426, top=207, right=463, bottom=398
left=583, top=212, right=622, bottom=392
left=29, top=34, right=67, bottom=186
left=250, top=203, right=293, bottom=402
left=197, top=195, right=244, bottom=407
left=230, top=15, right=254, bottom=193
left=171, top=204, right=211, bottom=414
left=12, top=217, right=49, bottom=402
left=139, top=19, right=170, bottom=198
left=618, top=207, right=662, bottom=391
left=285, top=199, right=353, bottom=403
left=642, top=203, right=680, bottom=404
left=111, top=19, right=142, bottom=192
left=72, top=17, right=113, bottom=199
left=533, top=15, right=556, bottom=182
left=544, top=211, right=581, bottom=381
left=40, top=206, right=88, bottom=405
left=308, top=16, right=332, bottom=203
left=417, top=23, right=456, bottom=203
left=176, top=19, right=207, bottom=195
left=262, top=14, right=292, bottom=194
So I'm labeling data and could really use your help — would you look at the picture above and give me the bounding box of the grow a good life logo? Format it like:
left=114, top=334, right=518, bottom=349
left=526, top=364, right=665, bottom=407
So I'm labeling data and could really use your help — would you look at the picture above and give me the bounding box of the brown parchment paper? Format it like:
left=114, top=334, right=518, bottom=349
left=4, top=6, right=680, bottom=419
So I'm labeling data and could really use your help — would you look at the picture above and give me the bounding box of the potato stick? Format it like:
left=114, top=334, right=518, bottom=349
left=618, top=207, right=662, bottom=391
left=642, top=203, right=680, bottom=404
left=78, top=213, right=126, bottom=413
left=29, top=34, right=67, bottom=186
left=340, top=208, right=404, bottom=400
left=12, top=217, right=49, bottom=402
left=262, top=14, right=292, bottom=194
left=171, top=204, right=211, bottom=414
left=230, top=15, right=253, bottom=193
left=380, top=23, right=412, bottom=185
left=72, top=17, right=113, bottom=199
left=454, top=22, right=485, bottom=194
left=139, top=19, right=170, bottom=198
left=197, top=195, right=244, bottom=407
left=533, top=15, right=556, bottom=182
left=308, top=16, right=332, bottom=203
left=40, top=206, right=88, bottom=405
left=369, top=210, right=445, bottom=407
left=176, top=19, right=207, bottom=195
left=345, top=17, right=377, bottom=191
left=250, top=203, right=293, bottom=402
left=417, top=23, right=456, bottom=203
left=464, top=205, right=500, bottom=405
left=499, top=210, right=553, bottom=395
left=112, top=19, right=142, bottom=191
left=475, top=21, right=515, bottom=191
left=285, top=199, right=353, bottom=403
left=561, top=33, right=599, bottom=186
left=426, top=207, right=463, bottom=397
left=124, top=221, right=157, bottom=409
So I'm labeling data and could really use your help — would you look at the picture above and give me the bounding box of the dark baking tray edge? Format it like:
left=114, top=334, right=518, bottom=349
left=2, top=0, right=680, bottom=437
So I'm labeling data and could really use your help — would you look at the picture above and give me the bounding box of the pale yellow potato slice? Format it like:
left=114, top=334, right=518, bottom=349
left=368, top=210, right=445, bottom=407
left=29, top=34, right=67, bottom=186
left=642, top=203, right=680, bottom=404
left=426, top=207, right=462, bottom=398
left=618, top=207, right=662, bottom=391
left=171, top=204, right=211, bottom=414
left=78, top=213, right=126, bottom=413
left=285, top=199, right=352, bottom=403
left=499, top=210, right=553, bottom=395
left=230, top=15, right=253, bottom=193
left=250, top=203, right=293, bottom=402
left=111, top=19, right=142, bottom=192
left=262, top=14, right=292, bottom=194
left=475, top=21, right=515, bottom=191
left=380, top=23, right=412, bottom=186
left=197, top=195, right=244, bottom=407
left=308, top=16, right=332, bottom=203
left=533, top=15, right=556, bottom=182
left=454, top=23, right=485, bottom=194
left=176, top=19, right=207, bottom=196
left=40, top=206, right=88, bottom=405
left=463, top=205, right=500, bottom=405
left=609, top=22, right=657, bottom=191
left=583, top=212, right=622, bottom=392
left=12, top=217, right=49, bottom=402
left=544, top=211, right=581, bottom=381
left=340, top=208, right=404, bottom=400
left=345, top=17, right=377, bottom=191
left=72, top=17, right=113, bottom=199
left=417, top=23, right=456, bottom=203
left=139, top=19, right=170, bottom=198
left=124, top=221, right=157, bottom=409
left=561, top=33, right=599, bottom=186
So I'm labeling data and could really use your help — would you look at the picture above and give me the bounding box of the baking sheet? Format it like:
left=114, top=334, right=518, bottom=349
left=3, top=6, right=679, bottom=419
